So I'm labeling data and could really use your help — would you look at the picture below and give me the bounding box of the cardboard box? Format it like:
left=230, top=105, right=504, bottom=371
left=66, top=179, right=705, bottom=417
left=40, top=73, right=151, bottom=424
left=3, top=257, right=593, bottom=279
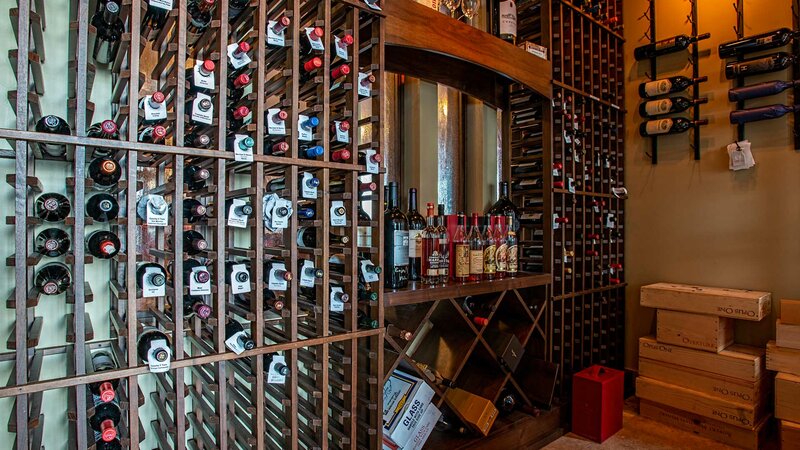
left=781, top=299, right=800, bottom=325
left=767, top=341, right=800, bottom=376
left=403, top=403, right=442, bottom=450
left=781, top=420, right=800, bottom=450
left=657, top=310, right=734, bottom=352
left=444, top=388, right=498, bottom=436
left=639, top=336, right=765, bottom=382
left=636, top=376, right=766, bottom=428
left=640, top=283, right=771, bottom=321
left=639, top=400, right=772, bottom=450
left=638, top=358, right=768, bottom=405
left=518, top=41, right=548, bottom=60
left=776, top=373, right=800, bottom=423
left=383, top=370, right=435, bottom=448
left=777, top=319, right=800, bottom=350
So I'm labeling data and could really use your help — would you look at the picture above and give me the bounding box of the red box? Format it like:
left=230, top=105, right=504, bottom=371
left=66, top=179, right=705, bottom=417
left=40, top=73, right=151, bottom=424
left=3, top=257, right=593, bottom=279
left=571, top=365, right=624, bottom=443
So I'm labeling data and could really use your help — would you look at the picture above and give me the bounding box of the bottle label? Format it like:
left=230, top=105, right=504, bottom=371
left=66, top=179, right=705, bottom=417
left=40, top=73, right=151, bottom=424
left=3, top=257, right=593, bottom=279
left=225, top=330, right=249, bottom=355
left=333, top=121, right=350, bottom=143
left=142, top=267, right=166, bottom=297
left=756, top=36, right=774, bottom=45
left=266, top=108, right=287, bottom=135
left=191, top=93, right=214, bottom=125
left=455, top=244, right=470, bottom=277
left=300, top=260, right=316, bottom=288
left=227, top=43, right=252, bottom=70
left=438, top=238, right=449, bottom=277
left=499, top=0, right=517, bottom=38
left=645, top=118, right=673, bottom=135
left=147, top=339, right=171, bottom=373
left=363, top=149, right=380, bottom=174
left=298, top=114, right=314, bottom=141
left=427, top=249, right=440, bottom=276
left=469, top=249, right=484, bottom=275
left=267, top=20, right=287, bottom=47
left=305, top=27, right=326, bottom=51
left=358, top=72, right=372, bottom=98
left=267, top=355, right=288, bottom=384
left=496, top=243, right=509, bottom=272
left=644, top=79, right=672, bottom=97
left=330, top=201, right=347, bottom=226
left=507, top=245, right=518, bottom=273
left=230, top=264, right=251, bottom=294
left=409, top=230, right=423, bottom=258
left=654, top=37, right=677, bottom=52
left=189, top=266, right=211, bottom=295
left=483, top=244, right=496, bottom=274
left=393, top=230, right=410, bottom=266
left=267, top=262, right=288, bottom=291
left=227, top=198, right=249, bottom=228
left=142, top=95, right=168, bottom=122
left=334, top=35, right=349, bottom=60
left=149, top=0, right=173, bottom=10
left=645, top=99, right=672, bottom=116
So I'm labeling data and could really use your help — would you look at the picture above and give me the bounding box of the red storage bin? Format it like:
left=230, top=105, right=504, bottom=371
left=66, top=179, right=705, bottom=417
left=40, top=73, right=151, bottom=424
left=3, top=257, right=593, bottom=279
left=571, top=365, right=624, bottom=443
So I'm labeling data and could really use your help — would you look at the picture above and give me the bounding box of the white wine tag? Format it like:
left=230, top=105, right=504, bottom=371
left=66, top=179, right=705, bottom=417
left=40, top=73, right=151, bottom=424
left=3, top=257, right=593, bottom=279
left=149, top=0, right=173, bottom=10
left=298, top=115, right=314, bottom=141
left=266, top=108, right=287, bottom=135
left=146, top=196, right=169, bottom=227
left=267, top=262, right=289, bottom=291
left=334, top=35, right=349, bottom=60
left=301, top=172, right=317, bottom=199
left=227, top=198, right=249, bottom=228
left=231, top=134, right=254, bottom=162
left=267, top=355, right=288, bottom=384
left=227, top=43, right=252, bottom=70
left=230, top=264, right=250, bottom=294
left=605, top=213, right=615, bottom=229
left=189, top=266, right=211, bottom=295
left=147, top=339, right=171, bottom=373
left=191, top=93, right=214, bottom=125
left=143, top=95, right=168, bottom=122
left=363, top=149, right=380, bottom=174
left=360, top=260, right=379, bottom=283
left=299, top=260, right=317, bottom=288
left=330, top=201, right=347, bottom=227
left=270, top=198, right=292, bottom=230
left=330, top=286, right=345, bottom=312
left=567, top=177, right=576, bottom=194
left=358, top=72, right=372, bottom=97
left=553, top=213, right=561, bottom=230
left=225, top=330, right=248, bottom=355
left=305, top=28, right=325, bottom=51
left=191, top=61, right=214, bottom=90
left=143, top=267, right=166, bottom=297
left=267, top=20, right=286, bottom=47
left=333, top=121, right=349, bottom=143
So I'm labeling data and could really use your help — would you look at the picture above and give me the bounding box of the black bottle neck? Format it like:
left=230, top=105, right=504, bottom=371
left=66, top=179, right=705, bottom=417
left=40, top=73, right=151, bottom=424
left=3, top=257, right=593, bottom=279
left=408, top=188, right=418, bottom=212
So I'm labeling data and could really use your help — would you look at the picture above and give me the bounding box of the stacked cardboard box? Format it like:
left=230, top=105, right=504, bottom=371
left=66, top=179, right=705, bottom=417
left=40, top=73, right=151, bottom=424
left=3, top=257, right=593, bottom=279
left=768, top=299, right=800, bottom=450
left=383, top=370, right=442, bottom=450
left=637, top=283, right=773, bottom=449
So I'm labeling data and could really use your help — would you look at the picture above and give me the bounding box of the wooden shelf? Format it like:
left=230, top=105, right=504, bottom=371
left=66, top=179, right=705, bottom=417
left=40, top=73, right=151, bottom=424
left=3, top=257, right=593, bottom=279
left=384, top=273, right=550, bottom=306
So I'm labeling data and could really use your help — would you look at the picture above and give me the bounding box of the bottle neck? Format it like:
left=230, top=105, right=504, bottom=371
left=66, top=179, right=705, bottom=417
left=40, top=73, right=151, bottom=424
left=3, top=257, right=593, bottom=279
left=387, top=184, right=398, bottom=209
left=499, top=182, right=509, bottom=199
left=408, top=189, right=418, bottom=212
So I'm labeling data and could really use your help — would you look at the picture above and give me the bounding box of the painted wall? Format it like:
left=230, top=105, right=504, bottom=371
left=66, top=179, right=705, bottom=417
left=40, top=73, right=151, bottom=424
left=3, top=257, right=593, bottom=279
left=623, top=0, right=800, bottom=369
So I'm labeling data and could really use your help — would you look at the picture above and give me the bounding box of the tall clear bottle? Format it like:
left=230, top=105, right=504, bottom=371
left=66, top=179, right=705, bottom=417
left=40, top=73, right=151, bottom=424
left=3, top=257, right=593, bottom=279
left=407, top=188, right=425, bottom=282
left=468, top=213, right=484, bottom=282
left=384, top=182, right=409, bottom=289
left=421, top=203, right=440, bottom=285
left=483, top=215, right=496, bottom=281
left=495, top=215, right=507, bottom=279
left=436, top=204, right=450, bottom=283
left=505, top=215, right=518, bottom=277
left=453, top=213, right=469, bottom=283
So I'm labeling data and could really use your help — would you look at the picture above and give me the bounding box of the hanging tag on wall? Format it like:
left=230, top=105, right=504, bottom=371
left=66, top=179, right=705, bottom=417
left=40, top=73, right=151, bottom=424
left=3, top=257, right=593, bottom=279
left=727, top=140, right=755, bottom=171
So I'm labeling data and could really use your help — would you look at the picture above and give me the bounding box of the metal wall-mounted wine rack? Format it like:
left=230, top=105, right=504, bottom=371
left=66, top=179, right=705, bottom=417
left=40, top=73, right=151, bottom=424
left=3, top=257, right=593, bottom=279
left=2, top=0, right=385, bottom=448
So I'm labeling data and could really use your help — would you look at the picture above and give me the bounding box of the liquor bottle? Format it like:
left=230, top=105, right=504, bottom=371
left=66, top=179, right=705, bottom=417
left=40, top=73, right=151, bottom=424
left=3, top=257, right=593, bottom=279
left=638, top=96, right=708, bottom=119
left=265, top=139, right=289, bottom=156
left=35, top=115, right=71, bottom=157
left=91, top=1, right=124, bottom=64
left=301, top=145, right=324, bottom=159
left=331, top=64, right=351, bottom=81
left=228, top=73, right=251, bottom=102
left=88, top=157, right=122, bottom=190
left=638, top=76, right=708, bottom=99
left=182, top=198, right=207, bottom=223
left=227, top=41, right=251, bottom=75
left=729, top=80, right=800, bottom=102
left=86, top=193, right=119, bottom=222
left=435, top=205, right=450, bottom=283
left=331, top=149, right=351, bottom=162
left=35, top=228, right=70, bottom=257
left=35, top=193, right=71, bottom=222
left=384, top=182, right=409, bottom=289
left=406, top=188, right=425, bottom=282
left=187, top=0, right=215, bottom=46
left=468, top=213, right=484, bottom=282
left=228, top=0, right=249, bottom=21
left=483, top=215, right=496, bottom=281
left=88, top=352, right=119, bottom=402
left=387, top=324, right=412, bottom=341
left=494, top=0, right=517, bottom=44
left=86, top=230, right=121, bottom=259
left=719, top=28, right=800, bottom=58
left=183, top=295, right=212, bottom=320
left=730, top=104, right=800, bottom=125
left=183, top=230, right=209, bottom=255
left=227, top=105, right=251, bottom=131
left=142, top=0, right=171, bottom=31
left=187, top=59, right=215, bottom=93
left=296, top=227, right=350, bottom=247
left=225, top=260, right=250, bottom=285
left=486, top=181, right=519, bottom=232
left=225, top=198, right=253, bottom=220
left=725, top=52, right=796, bottom=79
left=185, top=132, right=211, bottom=149
left=300, top=57, right=323, bottom=83
left=639, top=118, right=708, bottom=136
left=89, top=399, right=121, bottom=442
left=633, top=33, right=710, bottom=60
left=300, top=26, right=325, bottom=55
left=453, top=213, right=469, bottom=283
left=505, top=215, right=518, bottom=277
left=225, top=320, right=255, bottom=351
left=34, top=262, right=72, bottom=295
left=136, top=194, right=168, bottom=221
left=136, top=262, right=167, bottom=290
left=495, top=216, right=507, bottom=279
left=138, top=125, right=167, bottom=144
left=137, top=327, right=171, bottom=365
left=184, top=164, right=211, bottom=191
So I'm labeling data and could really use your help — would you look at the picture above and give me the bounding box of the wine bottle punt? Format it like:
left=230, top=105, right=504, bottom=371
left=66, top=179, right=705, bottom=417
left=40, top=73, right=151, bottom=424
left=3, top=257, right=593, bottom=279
left=86, top=230, right=121, bottom=259
left=89, top=399, right=121, bottom=442
left=35, top=193, right=71, bottom=222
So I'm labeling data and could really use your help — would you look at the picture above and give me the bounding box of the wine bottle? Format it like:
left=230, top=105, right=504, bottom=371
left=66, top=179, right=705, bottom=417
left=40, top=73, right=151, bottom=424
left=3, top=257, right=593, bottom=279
left=331, top=119, right=350, bottom=137
left=91, top=1, right=124, bottom=64
left=639, top=118, right=708, bottom=136
left=227, top=41, right=251, bottom=76
left=332, top=33, right=354, bottom=58
left=137, top=194, right=168, bottom=222
left=225, top=320, right=255, bottom=351
left=358, top=150, right=383, bottom=166
left=357, top=202, right=372, bottom=248
left=35, top=228, right=71, bottom=257
left=358, top=73, right=376, bottom=96
left=300, top=57, right=323, bottom=83
left=468, top=213, right=484, bottom=282
left=638, top=96, right=708, bottom=118
left=225, top=198, right=253, bottom=220
left=496, top=390, right=518, bottom=415
left=358, top=282, right=378, bottom=302
left=494, top=0, right=518, bottom=44
left=436, top=205, right=449, bottom=284
left=85, top=193, right=118, bottom=223
left=89, top=157, right=122, bottom=190
left=638, top=76, right=708, bottom=99
left=729, top=79, right=800, bottom=102
left=184, top=165, right=211, bottom=191
left=505, top=215, right=518, bottom=277
left=299, top=116, right=319, bottom=133
left=139, top=91, right=167, bottom=125
left=225, top=260, right=250, bottom=285
left=331, top=149, right=351, bottom=162
left=331, top=64, right=351, bottom=81
left=187, top=59, right=215, bottom=93
left=228, top=0, right=249, bottom=21
left=453, top=213, right=469, bottom=282
left=725, top=52, right=796, bottom=79
left=730, top=104, right=800, bottom=125
left=178, top=258, right=211, bottom=287
left=227, top=105, right=251, bottom=131
left=296, top=227, right=350, bottom=247
left=96, top=438, right=122, bottom=450
left=264, top=139, right=288, bottom=156
left=266, top=175, right=320, bottom=192
left=182, top=198, right=207, bottom=223
left=182, top=230, right=209, bottom=255
left=183, top=295, right=212, bottom=320
left=494, top=216, right=507, bottom=279
left=406, top=188, right=425, bottom=282
left=137, top=262, right=167, bottom=293
left=719, top=28, right=800, bottom=58
left=264, top=260, right=293, bottom=282
left=137, top=327, right=171, bottom=365
left=483, top=215, right=496, bottom=281
left=138, top=125, right=167, bottom=144
left=384, top=182, right=409, bottom=289
left=142, top=0, right=171, bottom=31
left=421, top=203, right=439, bottom=285
left=88, top=352, right=119, bottom=403
left=300, top=26, right=325, bottom=55
left=329, top=180, right=377, bottom=194
left=300, top=262, right=324, bottom=281
left=87, top=120, right=120, bottom=158
left=86, top=230, right=121, bottom=259
left=187, top=0, right=215, bottom=46
left=185, top=132, right=211, bottom=149
left=486, top=181, right=520, bottom=232
left=387, top=324, right=412, bottom=341
left=35, top=115, right=71, bottom=157
left=34, top=262, right=72, bottom=295
left=634, top=33, right=710, bottom=60
left=228, top=73, right=251, bottom=102
left=89, top=399, right=121, bottom=442
left=187, top=96, right=213, bottom=127
left=35, top=192, right=71, bottom=222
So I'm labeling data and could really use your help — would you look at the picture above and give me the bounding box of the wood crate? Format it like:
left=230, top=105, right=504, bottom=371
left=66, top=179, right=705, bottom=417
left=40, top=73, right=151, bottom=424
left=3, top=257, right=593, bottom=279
left=781, top=420, right=800, bottom=450
left=781, top=299, right=800, bottom=325
left=656, top=310, right=733, bottom=352
left=640, top=283, right=771, bottom=321
left=777, top=320, right=800, bottom=350
left=767, top=341, right=800, bottom=376
left=638, top=358, right=768, bottom=405
left=776, top=373, right=800, bottom=423
left=639, top=336, right=765, bottom=382
left=639, top=400, right=773, bottom=450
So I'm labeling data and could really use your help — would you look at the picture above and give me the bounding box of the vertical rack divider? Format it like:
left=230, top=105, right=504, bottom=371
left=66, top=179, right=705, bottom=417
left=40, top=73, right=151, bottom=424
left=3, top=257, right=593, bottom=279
left=735, top=0, right=745, bottom=142
left=289, top=0, right=302, bottom=447
left=648, top=0, right=657, bottom=164
left=690, top=0, right=700, bottom=160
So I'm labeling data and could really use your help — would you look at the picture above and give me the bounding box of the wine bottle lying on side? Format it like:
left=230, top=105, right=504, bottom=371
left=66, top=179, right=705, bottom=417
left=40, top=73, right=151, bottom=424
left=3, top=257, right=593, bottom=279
left=730, top=104, right=800, bottom=125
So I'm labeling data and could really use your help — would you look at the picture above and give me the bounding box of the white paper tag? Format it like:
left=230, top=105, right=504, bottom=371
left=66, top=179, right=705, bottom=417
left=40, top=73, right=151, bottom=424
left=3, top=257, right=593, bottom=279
left=358, top=72, right=372, bottom=97
left=191, top=62, right=214, bottom=90
left=301, top=172, right=318, bottom=199
left=553, top=213, right=561, bottom=230
left=232, top=134, right=254, bottom=162
left=227, top=43, right=252, bottom=70
left=227, top=198, right=249, bottom=228
left=330, top=286, right=345, bottom=312
left=567, top=178, right=576, bottom=194
left=593, top=202, right=600, bottom=213
left=267, top=20, right=286, bottom=47
left=267, top=262, right=289, bottom=291
left=334, top=35, right=349, bottom=60
left=142, top=267, right=166, bottom=297
left=605, top=214, right=615, bottom=229
left=230, top=264, right=251, bottom=294
left=225, top=330, right=248, bottom=354
left=143, top=95, right=168, bottom=122
left=267, top=355, right=288, bottom=384
left=360, top=260, right=379, bottom=283
left=330, top=201, right=347, bottom=227
left=189, top=266, right=211, bottom=295
left=298, top=115, right=314, bottom=141
left=564, top=130, right=572, bottom=144
left=305, top=28, right=325, bottom=51
left=191, top=93, right=214, bottom=125
left=266, top=108, right=287, bottom=135
left=270, top=198, right=292, bottom=229
left=147, top=339, right=171, bottom=373
left=553, top=167, right=561, bottom=177
left=727, top=140, right=755, bottom=171
left=146, top=196, right=168, bottom=227
left=300, top=260, right=317, bottom=288
left=149, top=0, right=173, bottom=10
left=363, top=149, right=380, bottom=174
left=333, top=121, right=349, bottom=143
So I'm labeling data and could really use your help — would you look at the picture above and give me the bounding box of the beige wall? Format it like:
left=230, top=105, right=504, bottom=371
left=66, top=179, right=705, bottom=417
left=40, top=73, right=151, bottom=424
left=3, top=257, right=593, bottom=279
left=623, top=0, right=800, bottom=369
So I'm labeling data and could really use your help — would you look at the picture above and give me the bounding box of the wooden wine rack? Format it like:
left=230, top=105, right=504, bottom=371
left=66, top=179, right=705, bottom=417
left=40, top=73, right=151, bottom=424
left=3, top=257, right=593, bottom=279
left=1, top=0, right=385, bottom=448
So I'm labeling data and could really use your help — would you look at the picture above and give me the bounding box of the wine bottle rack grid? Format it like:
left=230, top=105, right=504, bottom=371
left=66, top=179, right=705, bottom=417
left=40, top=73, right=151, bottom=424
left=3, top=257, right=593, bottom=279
left=4, top=0, right=385, bottom=448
